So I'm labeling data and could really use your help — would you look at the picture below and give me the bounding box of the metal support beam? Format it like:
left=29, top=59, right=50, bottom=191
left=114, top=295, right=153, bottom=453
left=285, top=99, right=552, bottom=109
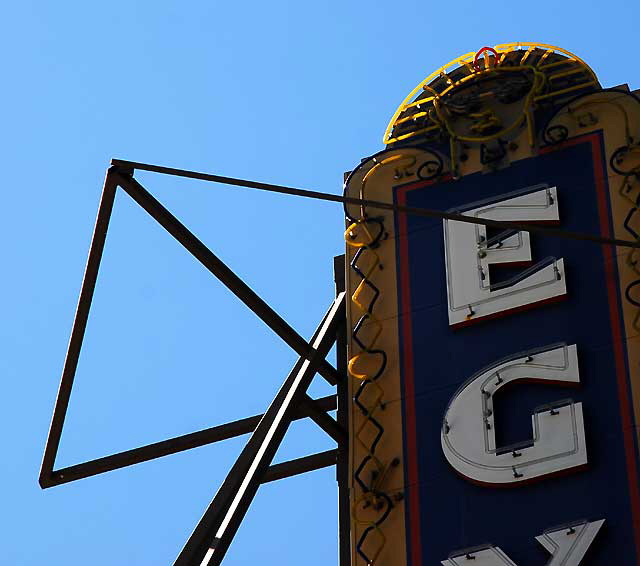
left=335, top=254, right=352, bottom=566
left=113, top=170, right=341, bottom=386
left=261, top=449, right=338, bottom=484
left=42, top=394, right=337, bottom=487
left=174, top=292, right=346, bottom=566
left=40, top=170, right=118, bottom=486
left=301, top=393, right=346, bottom=445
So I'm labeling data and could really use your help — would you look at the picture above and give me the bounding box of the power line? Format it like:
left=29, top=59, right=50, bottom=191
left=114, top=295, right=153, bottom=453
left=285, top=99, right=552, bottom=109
left=111, top=159, right=640, bottom=250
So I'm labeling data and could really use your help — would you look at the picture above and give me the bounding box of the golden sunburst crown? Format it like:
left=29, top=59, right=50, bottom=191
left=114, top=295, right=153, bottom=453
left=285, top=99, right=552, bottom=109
left=384, top=42, right=600, bottom=146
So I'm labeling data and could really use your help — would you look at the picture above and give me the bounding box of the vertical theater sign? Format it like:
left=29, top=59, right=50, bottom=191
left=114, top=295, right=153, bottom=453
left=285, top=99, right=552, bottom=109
left=344, top=44, right=640, bottom=565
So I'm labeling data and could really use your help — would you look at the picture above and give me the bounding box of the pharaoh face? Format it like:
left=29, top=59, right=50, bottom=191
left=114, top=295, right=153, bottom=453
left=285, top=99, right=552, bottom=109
left=431, top=66, right=542, bottom=143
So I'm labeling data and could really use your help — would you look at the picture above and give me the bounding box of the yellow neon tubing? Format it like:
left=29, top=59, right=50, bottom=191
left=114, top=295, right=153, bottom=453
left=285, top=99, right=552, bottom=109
left=548, top=66, right=591, bottom=81
left=383, top=43, right=599, bottom=145
left=360, top=155, right=415, bottom=205
left=344, top=221, right=372, bottom=249
left=383, top=49, right=475, bottom=143
left=394, top=110, right=429, bottom=126
left=388, top=65, right=545, bottom=145
left=519, top=45, right=536, bottom=65
left=403, top=95, right=436, bottom=112
left=425, top=68, right=544, bottom=144
left=534, top=81, right=599, bottom=102
left=494, top=42, right=598, bottom=82
left=569, top=98, right=632, bottom=142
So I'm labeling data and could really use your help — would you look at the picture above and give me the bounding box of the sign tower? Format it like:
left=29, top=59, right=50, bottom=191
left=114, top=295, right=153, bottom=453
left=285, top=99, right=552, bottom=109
left=344, top=43, right=640, bottom=565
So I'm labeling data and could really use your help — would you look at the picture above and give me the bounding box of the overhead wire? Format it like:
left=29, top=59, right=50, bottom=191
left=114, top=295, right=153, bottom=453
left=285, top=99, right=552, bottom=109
left=111, top=159, right=640, bottom=250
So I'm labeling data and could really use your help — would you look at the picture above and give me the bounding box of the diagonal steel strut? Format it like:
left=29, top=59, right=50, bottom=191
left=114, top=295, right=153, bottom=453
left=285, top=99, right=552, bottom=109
left=174, top=292, right=346, bottom=566
left=114, top=170, right=341, bottom=386
left=43, top=394, right=338, bottom=487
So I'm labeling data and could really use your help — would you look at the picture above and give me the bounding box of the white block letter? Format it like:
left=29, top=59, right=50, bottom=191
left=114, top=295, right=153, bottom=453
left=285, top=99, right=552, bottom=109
left=441, top=344, right=587, bottom=485
left=444, top=186, right=566, bottom=327
left=441, top=519, right=604, bottom=565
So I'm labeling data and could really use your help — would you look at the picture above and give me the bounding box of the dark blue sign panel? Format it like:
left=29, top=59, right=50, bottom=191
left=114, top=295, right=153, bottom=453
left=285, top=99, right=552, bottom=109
left=394, top=134, right=640, bottom=565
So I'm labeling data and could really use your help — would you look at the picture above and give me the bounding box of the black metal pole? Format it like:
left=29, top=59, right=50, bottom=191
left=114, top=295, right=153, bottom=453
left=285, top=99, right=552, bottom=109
left=39, top=169, right=119, bottom=487
left=113, top=170, right=341, bottom=387
left=43, top=395, right=337, bottom=487
left=261, top=449, right=338, bottom=484
left=174, top=293, right=345, bottom=566
left=301, top=393, right=347, bottom=445
left=334, top=254, right=351, bottom=566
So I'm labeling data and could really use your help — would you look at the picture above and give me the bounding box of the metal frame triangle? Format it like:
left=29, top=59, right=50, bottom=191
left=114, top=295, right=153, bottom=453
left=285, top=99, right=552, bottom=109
left=39, top=163, right=352, bottom=564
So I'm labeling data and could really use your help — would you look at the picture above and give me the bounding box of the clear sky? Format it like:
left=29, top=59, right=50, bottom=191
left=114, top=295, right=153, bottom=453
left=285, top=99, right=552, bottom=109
left=2, top=1, right=639, bottom=564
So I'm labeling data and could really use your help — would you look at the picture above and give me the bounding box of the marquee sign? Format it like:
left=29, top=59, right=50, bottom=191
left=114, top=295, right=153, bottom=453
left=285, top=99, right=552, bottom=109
left=344, top=44, right=640, bottom=565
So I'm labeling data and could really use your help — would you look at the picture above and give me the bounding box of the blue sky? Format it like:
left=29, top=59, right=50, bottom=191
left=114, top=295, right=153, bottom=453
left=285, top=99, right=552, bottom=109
left=2, top=1, right=639, bottom=564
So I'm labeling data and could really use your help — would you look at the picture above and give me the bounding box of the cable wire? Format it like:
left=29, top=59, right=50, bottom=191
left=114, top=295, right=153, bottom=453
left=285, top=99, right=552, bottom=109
left=111, top=159, right=640, bottom=250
